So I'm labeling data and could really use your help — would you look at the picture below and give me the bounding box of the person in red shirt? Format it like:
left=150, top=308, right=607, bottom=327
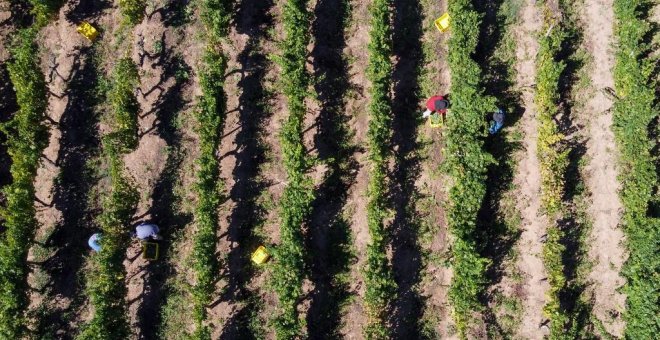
left=423, top=95, right=450, bottom=120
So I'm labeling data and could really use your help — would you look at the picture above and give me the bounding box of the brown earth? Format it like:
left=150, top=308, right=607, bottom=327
left=340, top=0, right=372, bottom=337
left=29, top=0, right=81, bottom=323
left=208, top=0, right=284, bottom=338
left=27, top=0, right=115, bottom=335
left=511, top=2, right=550, bottom=338
left=579, top=0, right=627, bottom=337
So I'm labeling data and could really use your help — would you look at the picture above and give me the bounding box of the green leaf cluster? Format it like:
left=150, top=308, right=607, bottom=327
left=106, top=58, right=140, bottom=152
left=200, top=0, right=232, bottom=43
left=79, top=58, right=141, bottom=340
left=27, top=0, right=64, bottom=25
left=270, top=1, right=315, bottom=339
left=612, top=1, right=660, bottom=338
left=363, top=0, right=397, bottom=338
left=445, top=0, right=495, bottom=337
left=118, top=0, right=145, bottom=25
left=0, top=27, right=49, bottom=338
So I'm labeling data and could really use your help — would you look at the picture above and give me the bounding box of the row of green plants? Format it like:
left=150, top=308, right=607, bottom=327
left=270, top=1, right=315, bottom=339
left=363, top=0, right=396, bottom=338
left=188, top=0, right=231, bottom=338
left=536, top=1, right=595, bottom=337
left=0, top=0, right=64, bottom=335
left=612, top=1, right=660, bottom=338
left=79, top=57, right=141, bottom=339
left=445, top=0, right=496, bottom=337
left=0, top=27, right=50, bottom=339
left=535, top=3, right=571, bottom=337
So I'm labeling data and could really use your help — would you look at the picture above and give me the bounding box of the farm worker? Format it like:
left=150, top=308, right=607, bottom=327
left=422, top=95, right=450, bottom=119
left=489, top=108, right=505, bottom=134
left=133, top=223, right=163, bottom=241
left=88, top=233, right=102, bottom=252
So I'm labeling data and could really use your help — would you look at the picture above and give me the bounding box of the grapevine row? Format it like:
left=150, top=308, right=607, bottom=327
left=270, top=0, right=314, bottom=338
left=0, top=28, right=50, bottom=338
left=612, top=1, right=660, bottom=338
left=189, top=0, right=231, bottom=338
left=0, top=0, right=63, bottom=335
left=535, top=2, right=571, bottom=337
left=445, top=0, right=495, bottom=336
left=75, top=0, right=145, bottom=335
left=79, top=57, right=141, bottom=339
left=536, top=1, right=599, bottom=337
left=363, top=0, right=396, bottom=338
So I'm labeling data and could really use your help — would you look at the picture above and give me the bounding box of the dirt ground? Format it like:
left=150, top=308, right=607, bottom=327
left=579, top=0, right=627, bottom=336
left=510, top=2, right=550, bottom=338
left=339, top=0, right=372, bottom=337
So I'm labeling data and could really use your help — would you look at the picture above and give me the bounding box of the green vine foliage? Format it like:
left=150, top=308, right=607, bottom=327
left=107, top=58, right=140, bottom=152
left=189, top=0, right=231, bottom=338
left=28, top=0, right=64, bottom=25
left=612, top=1, right=660, bottom=338
left=536, top=4, right=569, bottom=217
left=79, top=57, right=141, bottom=340
left=536, top=3, right=570, bottom=336
left=445, top=0, right=495, bottom=337
left=270, top=1, right=315, bottom=339
left=118, top=0, right=145, bottom=25
left=200, top=0, right=232, bottom=43
left=78, top=143, right=138, bottom=340
left=0, top=27, right=49, bottom=339
left=190, top=48, right=227, bottom=340
left=363, top=0, right=396, bottom=338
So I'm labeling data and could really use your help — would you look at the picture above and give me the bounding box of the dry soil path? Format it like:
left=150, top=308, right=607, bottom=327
left=512, top=2, right=549, bottom=338
left=29, top=1, right=86, bottom=330
left=341, top=0, right=373, bottom=337
left=580, top=0, right=626, bottom=336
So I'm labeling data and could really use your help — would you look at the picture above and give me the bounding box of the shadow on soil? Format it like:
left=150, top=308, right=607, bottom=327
left=388, top=0, right=427, bottom=337
left=3, top=0, right=32, bottom=27
left=35, top=45, right=100, bottom=339
left=0, top=64, right=16, bottom=198
left=217, top=1, right=274, bottom=338
left=473, top=0, right=524, bottom=337
left=304, top=0, right=358, bottom=338
left=136, top=46, right=194, bottom=339
left=31, top=2, right=116, bottom=337
left=554, top=6, right=593, bottom=337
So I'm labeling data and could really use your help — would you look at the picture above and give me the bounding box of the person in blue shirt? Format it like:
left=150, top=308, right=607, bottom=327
left=489, top=108, right=506, bottom=134
left=88, top=233, right=102, bottom=252
left=133, top=223, right=163, bottom=241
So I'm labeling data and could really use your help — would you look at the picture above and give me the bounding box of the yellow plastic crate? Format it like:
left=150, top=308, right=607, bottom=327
left=77, top=22, right=99, bottom=41
left=435, top=13, right=451, bottom=33
left=429, top=113, right=445, bottom=128
left=251, top=246, right=270, bottom=265
left=142, top=242, right=159, bottom=260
